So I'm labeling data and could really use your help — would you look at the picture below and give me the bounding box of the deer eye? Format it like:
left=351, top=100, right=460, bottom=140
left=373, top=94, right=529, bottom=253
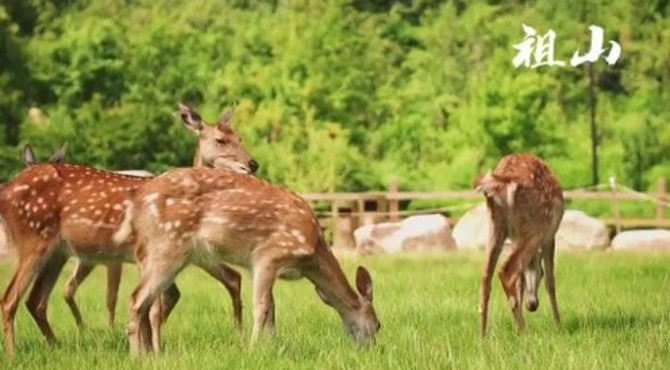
left=215, top=138, right=229, bottom=145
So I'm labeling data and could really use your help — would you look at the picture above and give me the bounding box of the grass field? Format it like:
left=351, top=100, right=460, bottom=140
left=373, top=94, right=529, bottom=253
left=0, top=252, right=669, bottom=369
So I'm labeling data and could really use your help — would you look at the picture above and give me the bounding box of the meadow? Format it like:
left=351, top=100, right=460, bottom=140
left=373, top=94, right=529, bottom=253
left=0, top=252, right=668, bottom=369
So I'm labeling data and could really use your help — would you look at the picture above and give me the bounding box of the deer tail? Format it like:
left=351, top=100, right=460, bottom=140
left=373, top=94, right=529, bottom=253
left=113, top=190, right=136, bottom=245
left=474, top=172, right=517, bottom=207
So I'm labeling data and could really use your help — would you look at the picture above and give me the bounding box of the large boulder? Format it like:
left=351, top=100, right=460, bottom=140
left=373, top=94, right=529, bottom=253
left=555, top=210, right=610, bottom=250
left=452, top=203, right=491, bottom=250
left=611, top=230, right=670, bottom=251
left=453, top=204, right=609, bottom=251
left=353, top=214, right=456, bottom=254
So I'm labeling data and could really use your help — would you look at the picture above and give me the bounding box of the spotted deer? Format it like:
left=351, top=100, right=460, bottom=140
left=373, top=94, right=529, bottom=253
left=475, top=153, right=563, bottom=337
left=0, top=103, right=257, bottom=355
left=119, top=167, right=380, bottom=354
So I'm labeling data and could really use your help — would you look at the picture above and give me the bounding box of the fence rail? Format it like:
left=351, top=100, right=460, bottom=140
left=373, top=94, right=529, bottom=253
left=301, top=177, right=668, bottom=249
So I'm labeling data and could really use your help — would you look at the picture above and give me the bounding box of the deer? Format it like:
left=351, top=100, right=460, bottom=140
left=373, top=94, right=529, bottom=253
left=21, top=143, right=147, bottom=329
left=117, top=167, right=380, bottom=354
left=0, top=103, right=257, bottom=356
left=474, top=153, right=563, bottom=337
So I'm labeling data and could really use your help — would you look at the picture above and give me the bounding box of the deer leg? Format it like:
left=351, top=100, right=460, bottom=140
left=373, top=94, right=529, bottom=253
left=498, top=235, right=544, bottom=334
left=64, top=260, right=95, bottom=329
left=2, top=246, right=52, bottom=356
left=149, top=296, right=164, bottom=353
left=128, top=249, right=187, bottom=355
left=129, top=273, right=163, bottom=355
left=200, top=263, right=243, bottom=329
left=25, top=252, right=68, bottom=346
left=106, top=262, right=122, bottom=327
left=479, top=204, right=507, bottom=338
left=267, top=292, right=276, bottom=336
left=160, top=283, right=181, bottom=324
left=542, top=239, right=561, bottom=325
left=250, top=260, right=279, bottom=345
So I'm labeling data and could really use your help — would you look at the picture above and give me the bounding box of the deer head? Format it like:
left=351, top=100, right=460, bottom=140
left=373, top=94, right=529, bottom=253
left=178, top=103, right=259, bottom=174
left=316, top=266, right=380, bottom=344
left=523, top=254, right=543, bottom=312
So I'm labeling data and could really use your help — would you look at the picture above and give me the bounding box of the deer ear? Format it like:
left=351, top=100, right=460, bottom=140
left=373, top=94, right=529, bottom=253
left=177, top=103, right=204, bottom=133
left=23, top=144, right=36, bottom=166
left=217, top=102, right=237, bottom=129
left=315, top=286, right=334, bottom=307
left=355, top=266, right=373, bottom=302
left=49, top=143, right=68, bottom=164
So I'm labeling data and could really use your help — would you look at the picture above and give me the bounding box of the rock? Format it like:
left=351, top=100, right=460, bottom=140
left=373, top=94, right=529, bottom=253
left=555, top=210, right=610, bottom=250
left=452, top=203, right=491, bottom=250
left=611, top=230, right=670, bottom=251
left=453, top=204, right=608, bottom=251
left=353, top=214, right=456, bottom=254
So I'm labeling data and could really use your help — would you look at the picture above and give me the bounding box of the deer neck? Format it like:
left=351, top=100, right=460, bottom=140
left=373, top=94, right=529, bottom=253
left=310, top=246, right=361, bottom=316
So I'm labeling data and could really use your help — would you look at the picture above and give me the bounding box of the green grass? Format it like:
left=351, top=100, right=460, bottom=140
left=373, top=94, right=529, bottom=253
left=0, top=252, right=669, bottom=369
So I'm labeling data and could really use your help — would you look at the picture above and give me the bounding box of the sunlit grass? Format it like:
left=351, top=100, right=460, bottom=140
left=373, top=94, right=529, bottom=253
left=0, top=252, right=669, bottom=369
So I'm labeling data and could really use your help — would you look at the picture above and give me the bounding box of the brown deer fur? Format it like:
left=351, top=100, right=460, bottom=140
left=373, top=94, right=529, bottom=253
left=475, top=153, right=563, bottom=336
left=120, top=167, right=380, bottom=353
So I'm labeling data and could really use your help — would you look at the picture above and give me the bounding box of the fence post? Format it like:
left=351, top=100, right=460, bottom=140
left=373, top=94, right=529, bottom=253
left=609, top=176, right=621, bottom=234
left=657, top=177, right=667, bottom=228
left=388, top=178, right=399, bottom=222
left=331, top=200, right=355, bottom=250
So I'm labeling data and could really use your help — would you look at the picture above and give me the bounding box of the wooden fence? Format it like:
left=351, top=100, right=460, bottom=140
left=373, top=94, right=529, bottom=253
left=301, top=177, right=669, bottom=249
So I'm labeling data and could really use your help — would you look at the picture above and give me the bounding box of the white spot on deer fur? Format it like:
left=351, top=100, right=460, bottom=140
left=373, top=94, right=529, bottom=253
left=166, top=198, right=175, bottom=206
left=42, top=175, right=50, bottom=181
left=113, top=204, right=123, bottom=211
left=32, top=206, right=38, bottom=213
left=24, top=204, right=30, bottom=211
left=144, top=193, right=159, bottom=204
left=64, top=206, right=71, bottom=212
left=94, top=210, right=102, bottom=216
left=291, top=230, right=306, bottom=244
left=13, top=184, right=29, bottom=192
left=30, top=189, right=37, bottom=196
left=292, top=248, right=310, bottom=256
left=203, top=215, right=229, bottom=225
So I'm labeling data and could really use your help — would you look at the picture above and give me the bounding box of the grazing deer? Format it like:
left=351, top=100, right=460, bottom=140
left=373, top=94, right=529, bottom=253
left=0, top=103, right=257, bottom=355
left=475, top=153, right=563, bottom=337
left=120, top=167, right=380, bottom=354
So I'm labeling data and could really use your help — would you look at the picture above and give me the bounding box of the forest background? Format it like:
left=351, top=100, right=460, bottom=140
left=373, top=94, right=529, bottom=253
left=1, top=0, right=669, bottom=218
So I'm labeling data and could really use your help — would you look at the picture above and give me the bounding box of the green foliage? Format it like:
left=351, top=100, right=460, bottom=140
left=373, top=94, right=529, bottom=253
left=1, top=0, right=669, bottom=199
